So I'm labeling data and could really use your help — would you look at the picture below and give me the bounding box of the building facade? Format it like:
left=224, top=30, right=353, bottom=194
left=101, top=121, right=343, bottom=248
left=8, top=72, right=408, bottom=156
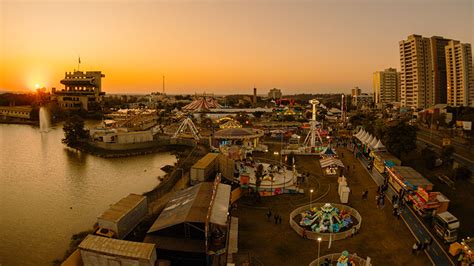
left=373, top=68, right=400, bottom=104
left=399, top=35, right=434, bottom=109
left=52, top=70, right=105, bottom=111
left=430, top=36, right=452, bottom=104
left=0, top=106, right=32, bottom=120
left=268, top=88, right=282, bottom=99
left=445, top=41, right=474, bottom=107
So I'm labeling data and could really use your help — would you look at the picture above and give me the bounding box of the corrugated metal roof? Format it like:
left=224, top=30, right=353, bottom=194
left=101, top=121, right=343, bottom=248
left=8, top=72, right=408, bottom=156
left=210, top=183, right=231, bottom=226
left=147, top=183, right=212, bottom=233
left=98, top=194, right=146, bottom=223
left=79, top=235, right=155, bottom=260
left=147, top=182, right=231, bottom=233
left=192, top=153, right=219, bottom=169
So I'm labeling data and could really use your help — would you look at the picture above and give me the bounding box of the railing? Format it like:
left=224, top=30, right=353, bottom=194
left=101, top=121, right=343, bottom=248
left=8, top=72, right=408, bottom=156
left=144, top=145, right=205, bottom=203
left=309, top=253, right=371, bottom=266
left=289, top=203, right=363, bottom=241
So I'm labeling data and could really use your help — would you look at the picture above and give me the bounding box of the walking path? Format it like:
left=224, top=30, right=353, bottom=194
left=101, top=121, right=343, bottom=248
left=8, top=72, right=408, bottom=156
left=353, top=148, right=455, bottom=266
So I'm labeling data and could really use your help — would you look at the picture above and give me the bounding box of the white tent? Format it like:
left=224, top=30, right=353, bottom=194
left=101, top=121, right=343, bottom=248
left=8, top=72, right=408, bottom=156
left=365, top=135, right=374, bottom=145
left=358, top=131, right=367, bottom=142
left=361, top=133, right=371, bottom=144
left=373, top=140, right=386, bottom=150
left=354, top=129, right=364, bottom=139
left=370, top=137, right=378, bottom=148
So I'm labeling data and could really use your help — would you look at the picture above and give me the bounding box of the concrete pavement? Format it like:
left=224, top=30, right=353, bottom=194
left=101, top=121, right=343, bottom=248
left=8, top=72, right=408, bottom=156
left=354, top=148, right=455, bottom=266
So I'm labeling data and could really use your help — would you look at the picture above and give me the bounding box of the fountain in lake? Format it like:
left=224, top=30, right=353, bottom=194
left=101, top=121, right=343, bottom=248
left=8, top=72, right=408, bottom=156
left=39, top=106, right=51, bottom=132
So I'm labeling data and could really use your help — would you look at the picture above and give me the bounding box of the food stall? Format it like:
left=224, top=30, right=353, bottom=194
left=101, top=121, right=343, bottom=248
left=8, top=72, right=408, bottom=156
left=408, top=187, right=450, bottom=217
left=370, top=150, right=401, bottom=174
left=386, top=166, right=433, bottom=194
left=320, top=157, right=345, bottom=176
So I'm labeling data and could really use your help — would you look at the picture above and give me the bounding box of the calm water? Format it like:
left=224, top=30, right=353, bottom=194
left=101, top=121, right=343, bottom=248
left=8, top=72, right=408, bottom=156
left=0, top=123, right=176, bottom=265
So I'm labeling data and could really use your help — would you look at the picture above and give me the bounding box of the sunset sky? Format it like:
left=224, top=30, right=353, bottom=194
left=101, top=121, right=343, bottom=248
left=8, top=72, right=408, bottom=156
left=0, top=0, right=472, bottom=95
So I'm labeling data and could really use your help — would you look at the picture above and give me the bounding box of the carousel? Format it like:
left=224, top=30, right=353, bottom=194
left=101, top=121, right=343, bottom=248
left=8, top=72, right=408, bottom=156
left=299, top=203, right=356, bottom=233
left=212, top=127, right=264, bottom=159
left=236, top=160, right=301, bottom=196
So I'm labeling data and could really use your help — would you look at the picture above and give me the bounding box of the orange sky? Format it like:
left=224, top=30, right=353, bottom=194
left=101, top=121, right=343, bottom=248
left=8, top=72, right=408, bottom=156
left=0, top=0, right=472, bottom=94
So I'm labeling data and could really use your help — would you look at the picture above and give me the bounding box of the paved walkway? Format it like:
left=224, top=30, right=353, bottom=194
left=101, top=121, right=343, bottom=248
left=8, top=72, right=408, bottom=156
left=353, top=147, right=455, bottom=266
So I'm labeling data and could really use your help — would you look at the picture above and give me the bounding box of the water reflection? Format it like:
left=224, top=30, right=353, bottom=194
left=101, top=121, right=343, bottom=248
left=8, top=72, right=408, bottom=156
left=0, top=123, right=176, bottom=266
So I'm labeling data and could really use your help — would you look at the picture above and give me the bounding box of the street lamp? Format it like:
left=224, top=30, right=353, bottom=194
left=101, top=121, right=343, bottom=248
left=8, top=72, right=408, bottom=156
left=317, top=237, right=322, bottom=261
left=310, top=189, right=314, bottom=209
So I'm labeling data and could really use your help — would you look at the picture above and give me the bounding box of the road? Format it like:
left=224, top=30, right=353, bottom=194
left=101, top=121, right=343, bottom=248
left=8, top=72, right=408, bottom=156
left=356, top=151, right=455, bottom=266
left=417, top=133, right=474, bottom=174
left=417, top=128, right=473, bottom=163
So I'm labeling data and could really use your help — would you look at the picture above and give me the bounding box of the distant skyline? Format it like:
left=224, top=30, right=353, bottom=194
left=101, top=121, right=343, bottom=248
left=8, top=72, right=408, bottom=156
left=1, top=0, right=472, bottom=94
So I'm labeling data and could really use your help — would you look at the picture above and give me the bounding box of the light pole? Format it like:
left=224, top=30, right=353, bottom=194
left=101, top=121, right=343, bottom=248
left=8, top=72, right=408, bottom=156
left=317, top=237, right=322, bottom=261
left=310, top=189, right=314, bottom=209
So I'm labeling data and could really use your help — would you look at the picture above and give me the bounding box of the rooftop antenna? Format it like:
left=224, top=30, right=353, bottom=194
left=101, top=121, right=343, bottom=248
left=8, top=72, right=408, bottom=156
left=77, top=56, right=81, bottom=71
left=162, top=75, right=165, bottom=94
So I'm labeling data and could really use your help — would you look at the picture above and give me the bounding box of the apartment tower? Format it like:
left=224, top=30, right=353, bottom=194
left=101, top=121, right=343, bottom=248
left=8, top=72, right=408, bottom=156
left=430, top=36, right=452, bottom=104
left=445, top=40, right=474, bottom=107
left=399, top=35, right=434, bottom=109
left=373, top=68, right=400, bottom=104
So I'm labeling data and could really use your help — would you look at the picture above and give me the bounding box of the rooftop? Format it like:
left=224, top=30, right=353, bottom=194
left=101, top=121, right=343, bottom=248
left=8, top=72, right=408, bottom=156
left=79, top=235, right=155, bottom=260
left=98, top=194, right=146, bottom=223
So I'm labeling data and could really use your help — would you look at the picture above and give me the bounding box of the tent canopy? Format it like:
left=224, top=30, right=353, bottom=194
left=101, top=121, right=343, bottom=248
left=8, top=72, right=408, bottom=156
left=320, top=157, right=345, bottom=168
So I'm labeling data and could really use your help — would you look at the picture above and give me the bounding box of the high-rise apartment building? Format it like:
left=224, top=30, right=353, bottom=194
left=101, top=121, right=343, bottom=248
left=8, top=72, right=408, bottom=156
left=445, top=40, right=474, bottom=107
left=399, top=34, right=434, bottom=109
left=373, top=68, right=400, bottom=104
left=430, top=36, right=451, bottom=104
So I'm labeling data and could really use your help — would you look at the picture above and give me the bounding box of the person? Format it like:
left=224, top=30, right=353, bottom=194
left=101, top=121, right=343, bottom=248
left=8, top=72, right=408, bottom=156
left=362, top=190, right=368, bottom=200
left=274, top=213, right=278, bottom=224
left=412, top=242, right=418, bottom=254
left=302, top=229, right=307, bottom=239
left=424, top=238, right=431, bottom=250
left=351, top=226, right=356, bottom=237
left=396, top=208, right=402, bottom=219
left=266, top=209, right=272, bottom=221
left=278, top=215, right=282, bottom=224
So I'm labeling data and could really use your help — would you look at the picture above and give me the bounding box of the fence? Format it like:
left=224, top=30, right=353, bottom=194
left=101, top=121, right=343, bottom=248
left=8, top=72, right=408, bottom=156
left=144, top=145, right=206, bottom=203
left=289, top=203, right=362, bottom=241
left=309, top=253, right=371, bottom=266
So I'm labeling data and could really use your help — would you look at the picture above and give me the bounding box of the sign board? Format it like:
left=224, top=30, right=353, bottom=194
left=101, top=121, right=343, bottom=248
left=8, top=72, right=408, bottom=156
left=442, top=138, right=451, bottom=146
left=456, top=121, right=472, bottom=130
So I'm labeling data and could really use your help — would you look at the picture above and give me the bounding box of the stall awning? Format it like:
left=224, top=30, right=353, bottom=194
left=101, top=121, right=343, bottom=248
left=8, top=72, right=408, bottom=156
left=320, top=157, right=345, bottom=168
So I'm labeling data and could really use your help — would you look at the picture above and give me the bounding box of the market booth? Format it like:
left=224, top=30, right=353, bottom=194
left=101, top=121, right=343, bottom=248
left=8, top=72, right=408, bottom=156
left=386, top=166, right=433, bottom=194
left=320, top=157, right=345, bottom=176
left=371, top=150, right=401, bottom=174
left=408, top=187, right=450, bottom=217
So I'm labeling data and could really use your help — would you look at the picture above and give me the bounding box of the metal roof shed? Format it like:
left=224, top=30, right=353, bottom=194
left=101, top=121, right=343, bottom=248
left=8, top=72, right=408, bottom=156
left=79, top=235, right=156, bottom=266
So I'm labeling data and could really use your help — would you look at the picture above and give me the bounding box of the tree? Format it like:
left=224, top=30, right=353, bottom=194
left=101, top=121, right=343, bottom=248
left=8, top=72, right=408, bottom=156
left=383, top=121, right=417, bottom=158
left=62, top=115, right=89, bottom=148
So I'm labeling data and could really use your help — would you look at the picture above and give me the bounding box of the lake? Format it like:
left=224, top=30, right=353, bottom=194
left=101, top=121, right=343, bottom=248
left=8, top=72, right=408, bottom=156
left=0, top=123, right=176, bottom=265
